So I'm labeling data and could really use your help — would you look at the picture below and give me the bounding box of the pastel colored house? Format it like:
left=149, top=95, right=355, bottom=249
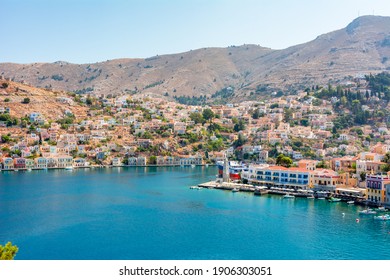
left=34, top=157, right=48, bottom=169
left=2, top=158, right=14, bottom=170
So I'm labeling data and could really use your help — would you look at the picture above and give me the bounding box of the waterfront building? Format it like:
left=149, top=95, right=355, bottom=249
left=137, top=156, right=146, bottom=166
left=14, top=158, right=26, bottom=169
left=366, top=173, right=390, bottom=204
left=34, top=157, right=47, bottom=169
left=57, top=156, right=73, bottom=168
left=73, top=158, right=87, bottom=167
left=2, top=157, right=14, bottom=170
left=112, top=157, right=122, bottom=166
left=310, top=169, right=340, bottom=192
left=156, top=156, right=165, bottom=166
left=25, top=159, right=35, bottom=169
left=47, top=157, right=58, bottom=168
left=34, top=157, right=47, bottom=168
left=243, top=165, right=310, bottom=190
left=128, top=157, right=137, bottom=166
left=385, top=184, right=390, bottom=207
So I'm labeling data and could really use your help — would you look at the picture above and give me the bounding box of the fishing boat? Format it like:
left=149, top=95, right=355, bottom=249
left=328, top=197, right=341, bottom=202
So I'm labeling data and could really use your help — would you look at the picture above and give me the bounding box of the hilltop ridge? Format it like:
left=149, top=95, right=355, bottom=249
left=1, top=16, right=389, bottom=101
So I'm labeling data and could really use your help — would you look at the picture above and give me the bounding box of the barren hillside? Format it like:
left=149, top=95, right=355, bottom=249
left=1, top=16, right=389, bottom=100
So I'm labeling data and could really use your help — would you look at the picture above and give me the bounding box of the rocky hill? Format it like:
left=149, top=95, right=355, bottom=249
left=1, top=16, right=389, bottom=101
left=0, top=79, right=88, bottom=120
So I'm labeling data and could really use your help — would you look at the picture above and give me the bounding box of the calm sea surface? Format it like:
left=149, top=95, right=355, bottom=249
left=1, top=166, right=390, bottom=260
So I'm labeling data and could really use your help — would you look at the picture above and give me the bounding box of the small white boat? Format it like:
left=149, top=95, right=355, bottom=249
left=27, top=168, right=32, bottom=172
left=377, top=207, right=388, bottom=212
left=347, top=201, right=355, bottom=205
left=307, top=195, right=315, bottom=199
left=65, top=166, right=73, bottom=170
left=359, top=209, right=377, bottom=215
left=232, top=188, right=240, bottom=192
left=189, top=186, right=201, bottom=190
left=317, top=197, right=325, bottom=200
left=191, top=164, right=196, bottom=168
left=205, top=164, right=209, bottom=167
left=374, top=214, right=390, bottom=221
left=283, top=194, right=295, bottom=199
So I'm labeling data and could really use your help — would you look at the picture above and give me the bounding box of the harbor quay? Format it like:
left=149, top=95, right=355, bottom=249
left=196, top=179, right=379, bottom=208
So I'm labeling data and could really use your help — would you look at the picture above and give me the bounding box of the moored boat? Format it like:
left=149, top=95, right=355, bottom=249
left=328, top=197, right=341, bottom=202
left=283, top=194, right=295, bottom=199
left=374, top=214, right=390, bottom=220
left=347, top=201, right=355, bottom=204
left=377, top=206, right=388, bottom=212
left=359, top=209, right=377, bottom=215
left=232, top=188, right=240, bottom=192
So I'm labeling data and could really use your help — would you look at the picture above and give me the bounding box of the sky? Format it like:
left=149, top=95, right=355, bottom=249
left=1, top=0, right=390, bottom=64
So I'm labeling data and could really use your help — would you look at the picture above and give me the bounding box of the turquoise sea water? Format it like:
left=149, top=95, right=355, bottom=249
left=1, top=166, right=390, bottom=260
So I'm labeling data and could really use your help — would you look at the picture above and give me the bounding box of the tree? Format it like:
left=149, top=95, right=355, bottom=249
left=316, top=160, right=328, bottom=169
left=1, top=82, right=9, bottom=89
left=276, top=154, right=293, bottom=168
left=202, top=108, right=214, bottom=123
left=189, top=112, right=204, bottom=124
left=252, top=109, right=261, bottom=119
left=233, top=119, right=246, bottom=132
left=233, top=133, right=246, bottom=148
left=0, top=242, right=18, bottom=260
left=22, top=97, right=30, bottom=104
left=1, top=134, right=11, bottom=143
left=148, top=155, right=157, bottom=165
left=382, top=153, right=390, bottom=172
left=360, top=172, right=366, bottom=182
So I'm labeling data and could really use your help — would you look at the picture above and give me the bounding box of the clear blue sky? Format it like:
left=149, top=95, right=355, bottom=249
left=1, top=0, right=390, bottom=64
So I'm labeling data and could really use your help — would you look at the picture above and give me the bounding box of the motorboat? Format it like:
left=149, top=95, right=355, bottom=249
left=307, top=195, right=315, bottom=199
left=359, top=209, right=377, bottom=215
left=347, top=201, right=355, bottom=205
left=283, top=194, right=295, bottom=199
left=377, top=207, right=388, bottom=212
left=374, top=214, right=390, bottom=221
left=328, top=197, right=341, bottom=202
left=189, top=186, right=201, bottom=190
left=232, top=188, right=240, bottom=192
